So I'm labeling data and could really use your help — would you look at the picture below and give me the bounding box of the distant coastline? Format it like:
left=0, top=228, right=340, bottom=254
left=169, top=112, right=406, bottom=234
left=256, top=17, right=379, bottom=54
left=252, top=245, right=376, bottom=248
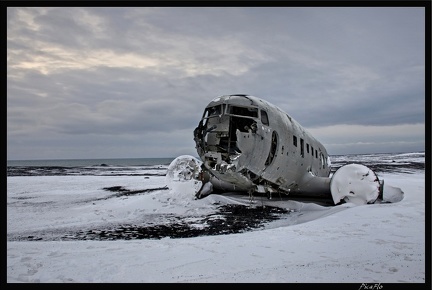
left=7, top=151, right=425, bottom=167
left=6, top=157, right=177, bottom=167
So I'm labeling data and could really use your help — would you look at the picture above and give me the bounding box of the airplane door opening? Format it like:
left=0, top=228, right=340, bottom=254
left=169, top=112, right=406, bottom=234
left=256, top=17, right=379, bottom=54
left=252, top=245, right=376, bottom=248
left=265, top=131, right=278, bottom=166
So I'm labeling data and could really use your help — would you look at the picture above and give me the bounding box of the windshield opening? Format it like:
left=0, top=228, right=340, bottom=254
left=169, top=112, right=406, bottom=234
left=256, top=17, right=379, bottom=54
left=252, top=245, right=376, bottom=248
left=227, top=106, right=258, bottom=118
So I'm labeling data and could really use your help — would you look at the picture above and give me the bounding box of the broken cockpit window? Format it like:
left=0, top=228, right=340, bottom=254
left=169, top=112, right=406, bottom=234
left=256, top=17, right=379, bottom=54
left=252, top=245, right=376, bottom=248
left=202, top=105, right=225, bottom=128
left=227, top=106, right=258, bottom=118
left=204, top=105, right=223, bottom=118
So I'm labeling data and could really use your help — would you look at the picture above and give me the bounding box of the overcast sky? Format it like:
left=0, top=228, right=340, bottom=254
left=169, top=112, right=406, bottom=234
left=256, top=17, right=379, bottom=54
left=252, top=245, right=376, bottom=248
left=7, top=6, right=426, bottom=160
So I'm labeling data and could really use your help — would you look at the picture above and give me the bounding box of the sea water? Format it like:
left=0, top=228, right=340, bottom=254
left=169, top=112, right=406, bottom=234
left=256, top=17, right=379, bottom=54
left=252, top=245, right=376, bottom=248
left=7, top=152, right=425, bottom=177
left=7, top=157, right=176, bottom=167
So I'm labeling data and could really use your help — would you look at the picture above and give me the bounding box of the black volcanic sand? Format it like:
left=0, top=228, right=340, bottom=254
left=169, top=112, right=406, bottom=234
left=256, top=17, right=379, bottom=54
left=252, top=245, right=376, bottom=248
left=71, top=204, right=288, bottom=240
left=7, top=185, right=289, bottom=241
left=16, top=204, right=289, bottom=241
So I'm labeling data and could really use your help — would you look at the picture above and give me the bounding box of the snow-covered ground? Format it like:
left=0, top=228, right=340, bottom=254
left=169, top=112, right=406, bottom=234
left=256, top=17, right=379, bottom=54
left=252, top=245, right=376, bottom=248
left=6, top=154, right=426, bottom=283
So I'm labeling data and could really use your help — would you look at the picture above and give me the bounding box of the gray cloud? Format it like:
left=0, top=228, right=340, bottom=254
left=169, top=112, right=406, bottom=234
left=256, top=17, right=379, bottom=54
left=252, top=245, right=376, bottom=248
left=7, top=6, right=426, bottom=159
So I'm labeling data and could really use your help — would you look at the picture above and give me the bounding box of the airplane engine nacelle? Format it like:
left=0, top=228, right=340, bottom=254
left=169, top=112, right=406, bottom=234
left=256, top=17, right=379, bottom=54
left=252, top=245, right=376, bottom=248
left=329, top=164, right=383, bottom=205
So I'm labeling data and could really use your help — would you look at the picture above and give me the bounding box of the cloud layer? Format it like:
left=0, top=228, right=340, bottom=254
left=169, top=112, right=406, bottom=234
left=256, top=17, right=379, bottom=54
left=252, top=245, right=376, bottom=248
left=7, top=7, right=426, bottom=159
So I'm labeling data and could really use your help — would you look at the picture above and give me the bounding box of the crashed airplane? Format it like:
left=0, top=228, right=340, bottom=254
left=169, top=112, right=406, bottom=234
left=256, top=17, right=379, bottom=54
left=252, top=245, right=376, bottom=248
left=168, top=94, right=385, bottom=205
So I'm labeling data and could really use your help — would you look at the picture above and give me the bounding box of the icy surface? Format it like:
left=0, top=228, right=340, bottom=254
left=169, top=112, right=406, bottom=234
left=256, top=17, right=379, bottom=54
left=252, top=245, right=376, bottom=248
left=6, top=152, right=426, bottom=283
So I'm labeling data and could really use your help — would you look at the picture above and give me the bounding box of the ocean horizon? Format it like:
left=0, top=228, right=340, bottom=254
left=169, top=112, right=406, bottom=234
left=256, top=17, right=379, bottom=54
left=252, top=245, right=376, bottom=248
left=6, top=157, right=179, bottom=167
left=7, top=151, right=425, bottom=167
left=7, top=151, right=425, bottom=178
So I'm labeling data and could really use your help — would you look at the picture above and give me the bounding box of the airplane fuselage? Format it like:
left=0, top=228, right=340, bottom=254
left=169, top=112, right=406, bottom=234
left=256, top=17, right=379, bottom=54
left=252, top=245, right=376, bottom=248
left=193, top=94, right=333, bottom=198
